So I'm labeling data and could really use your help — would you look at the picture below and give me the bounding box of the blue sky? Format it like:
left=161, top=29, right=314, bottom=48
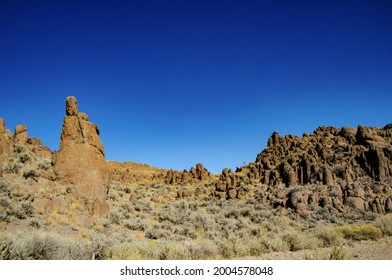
left=1, top=0, right=391, bottom=173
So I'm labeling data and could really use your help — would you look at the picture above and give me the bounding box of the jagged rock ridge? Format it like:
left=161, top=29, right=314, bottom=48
left=213, top=124, right=392, bottom=216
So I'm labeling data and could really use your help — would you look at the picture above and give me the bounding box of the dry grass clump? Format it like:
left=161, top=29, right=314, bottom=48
left=315, top=226, right=344, bottom=247
left=374, top=214, right=392, bottom=236
left=281, top=230, right=321, bottom=251
left=307, top=246, right=348, bottom=260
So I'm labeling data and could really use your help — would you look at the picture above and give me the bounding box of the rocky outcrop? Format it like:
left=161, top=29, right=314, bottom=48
left=0, top=118, right=12, bottom=176
left=0, top=118, right=12, bottom=156
left=214, top=124, right=392, bottom=215
left=249, top=124, right=392, bottom=187
left=166, top=163, right=212, bottom=185
left=54, top=96, right=108, bottom=215
left=14, top=124, right=28, bottom=142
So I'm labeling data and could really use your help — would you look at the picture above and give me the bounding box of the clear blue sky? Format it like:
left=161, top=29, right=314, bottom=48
left=1, top=0, right=391, bottom=173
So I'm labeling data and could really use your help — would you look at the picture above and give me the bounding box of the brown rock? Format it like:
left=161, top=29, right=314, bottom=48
left=323, top=167, right=334, bottom=186
left=215, top=181, right=227, bottom=192
left=66, top=96, right=78, bottom=116
left=346, top=197, right=365, bottom=210
left=0, top=118, right=6, bottom=134
left=228, top=188, right=237, bottom=199
left=339, top=127, right=357, bottom=144
left=386, top=198, right=392, bottom=213
left=0, top=118, right=12, bottom=158
left=14, top=124, right=29, bottom=142
left=215, top=191, right=226, bottom=199
left=14, top=124, right=27, bottom=135
left=54, top=96, right=108, bottom=215
left=78, top=112, right=89, bottom=121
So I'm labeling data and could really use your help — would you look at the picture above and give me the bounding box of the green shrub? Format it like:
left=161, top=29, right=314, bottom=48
left=336, top=224, right=382, bottom=241
left=268, top=236, right=290, bottom=252
left=109, top=242, right=143, bottom=260
left=329, top=246, right=347, bottom=260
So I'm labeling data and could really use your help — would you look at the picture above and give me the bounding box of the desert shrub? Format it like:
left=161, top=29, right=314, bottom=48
left=267, top=236, right=290, bottom=252
left=172, top=224, right=197, bottom=239
left=0, top=232, right=13, bottom=259
left=0, top=231, right=106, bottom=260
left=8, top=233, right=60, bottom=260
left=3, top=162, right=21, bottom=174
left=315, top=226, right=344, bottom=247
left=109, top=242, right=145, bottom=260
left=58, top=240, right=89, bottom=260
left=18, top=152, right=31, bottom=163
left=145, top=226, right=173, bottom=240
left=185, top=239, right=218, bottom=259
left=29, top=219, right=41, bottom=229
left=246, top=238, right=269, bottom=256
left=158, top=243, right=190, bottom=260
left=336, top=224, right=382, bottom=241
left=17, top=202, right=34, bottom=218
left=374, top=214, right=392, bottom=236
left=219, top=236, right=250, bottom=259
left=124, top=218, right=148, bottom=231
left=189, top=210, right=216, bottom=232
left=108, top=209, right=126, bottom=225
left=13, top=145, right=26, bottom=154
left=282, top=230, right=321, bottom=251
left=329, top=246, right=347, bottom=260
left=0, top=180, right=11, bottom=197
left=224, top=207, right=240, bottom=219
left=88, top=232, right=116, bottom=260
left=37, top=160, right=51, bottom=170
left=23, top=169, right=37, bottom=180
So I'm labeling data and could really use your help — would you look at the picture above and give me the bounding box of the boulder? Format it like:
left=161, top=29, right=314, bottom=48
left=14, top=124, right=28, bottom=142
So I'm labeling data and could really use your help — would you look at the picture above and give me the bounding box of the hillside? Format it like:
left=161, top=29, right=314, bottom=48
left=0, top=96, right=391, bottom=260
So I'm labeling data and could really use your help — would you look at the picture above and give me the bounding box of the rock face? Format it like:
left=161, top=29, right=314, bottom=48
left=251, top=125, right=392, bottom=187
left=54, top=96, right=108, bottom=215
left=214, top=124, right=392, bottom=215
left=0, top=118, right=12, bottom=168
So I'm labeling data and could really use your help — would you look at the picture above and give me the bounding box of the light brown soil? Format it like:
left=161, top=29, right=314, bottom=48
left=260, top=237, right=392, bottom=260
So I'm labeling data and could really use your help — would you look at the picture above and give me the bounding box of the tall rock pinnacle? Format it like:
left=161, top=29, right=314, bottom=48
left=54, top=96, right=108, bottom=215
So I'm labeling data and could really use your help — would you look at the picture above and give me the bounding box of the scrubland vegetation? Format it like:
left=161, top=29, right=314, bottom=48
left=1, top=179, right=392, bottom=260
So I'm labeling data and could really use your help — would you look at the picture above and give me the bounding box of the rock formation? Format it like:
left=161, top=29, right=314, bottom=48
left=0, top=118, right=12, bottom=176
left=214, top=124, right=392, bottom=216
left=54, top=96, right=108, bottom=215
left=165, top=163, right=212, bottom=185
left=1, top=96, right=391, bottom=222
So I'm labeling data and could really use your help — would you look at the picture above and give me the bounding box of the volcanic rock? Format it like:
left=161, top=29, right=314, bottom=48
left=14, top=124, right=28, bottom=142
left=54, top=96, right=108, bottom=215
